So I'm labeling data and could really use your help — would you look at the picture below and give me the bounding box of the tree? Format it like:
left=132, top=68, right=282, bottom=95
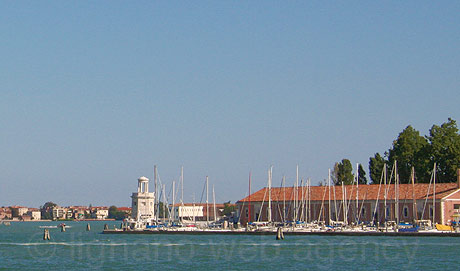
left=388, top=125, right=430, bottom=183
left=369, top=153, right=387, bottom=184
left=427, top=118, right=460, bottom=183
left=330, top=162, right=339, bottom=185
left=222, top=201, right=236, bottom=216
left=40, top=202, right=57, bottom=220
left=108, top=205, right=118, bottom=218
left=357, top=164, right=367, bottom=184
left=335, top=159, right=354, bottom=185
left=108, top=205, right=128, bottom=220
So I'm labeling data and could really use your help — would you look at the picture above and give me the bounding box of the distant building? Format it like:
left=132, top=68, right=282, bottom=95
left=0, top=207, right=12, bottom=220
left=171, top=203, right=225, bottom=222
left=51, top=207, right=68, bottom=220
left=117, top=207, right=132, bottom=215
left=28, top=208, right=41, bottom=220
left=10, top=206, right=28, bottom=217
left=68, top=206, right=90, bottom=220
left=92, top=207, right=109, bottom=219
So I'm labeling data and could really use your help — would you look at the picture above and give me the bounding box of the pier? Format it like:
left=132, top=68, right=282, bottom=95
left=102, top=229, right=460, bottom=237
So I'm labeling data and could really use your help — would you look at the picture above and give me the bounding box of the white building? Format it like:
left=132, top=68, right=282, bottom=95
left=30, top=210, right=41, bottom=220
left=52, top=207, right=67, bottom=220
left=93, top=208, right=109, bottom=219
left=131, top=176, right=155, bottom=226
left=172, top=204, right=204, bottom=221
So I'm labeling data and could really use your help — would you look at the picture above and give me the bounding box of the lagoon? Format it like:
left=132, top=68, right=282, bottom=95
left=0, top=221, right=457, bottom=270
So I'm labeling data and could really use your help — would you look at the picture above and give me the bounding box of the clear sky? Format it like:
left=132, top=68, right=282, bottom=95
left=1, top=1, right=459, bottom=207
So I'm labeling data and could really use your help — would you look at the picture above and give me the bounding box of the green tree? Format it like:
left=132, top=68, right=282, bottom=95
left=222, top=201, right=236, bottom=216
left=108, top=205, right=128, bottom=220
left=369, top=153, right=387, bottom=184
left=388, top=125, right=430, bottom=183
left=335, top=159, right=354, bottom=185
left=427, top=118, right=460, bottom=183
left=108, top=205, right=118, bottom=218
left=40, top=202, right=57, bottom=220
left=357, top=164, right=367, bottom=184
left=330, top=162, right=339, bottom=185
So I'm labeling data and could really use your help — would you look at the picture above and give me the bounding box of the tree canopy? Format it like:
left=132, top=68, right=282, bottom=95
left=388, top=125, right=430, bottom=183
left=427, top=118, right=460, bottom=182
left=369, top=153, right=387, bottom=184
left=369, top=118, right=460, bottom=184
left=335, top=159, right=354, bottom=185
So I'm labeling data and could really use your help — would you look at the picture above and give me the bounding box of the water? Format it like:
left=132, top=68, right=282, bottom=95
left=0, top=221, right=458, bottom=270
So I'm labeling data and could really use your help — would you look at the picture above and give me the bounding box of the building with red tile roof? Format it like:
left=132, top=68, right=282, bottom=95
left=237, top=171, right=460, bottom=226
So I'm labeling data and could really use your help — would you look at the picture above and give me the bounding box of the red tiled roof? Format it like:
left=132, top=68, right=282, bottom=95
left=238, top=183, right=459, bottom=203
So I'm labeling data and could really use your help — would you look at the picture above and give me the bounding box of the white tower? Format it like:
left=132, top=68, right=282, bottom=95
left=131, top=176, right=155, bottom=221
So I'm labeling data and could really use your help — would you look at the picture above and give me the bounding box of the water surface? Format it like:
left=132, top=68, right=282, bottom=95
left=0, top=221, right=457, bottom=270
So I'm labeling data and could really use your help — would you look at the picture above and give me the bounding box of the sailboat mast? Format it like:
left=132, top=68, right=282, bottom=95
left=342, top=181, right=347, bottom=225
left=411, top=167, right=417, bottom=223
left=384, top=163, right=387, bottom=223
left=181, top=166, right=184, bottom=205
left=433, top=163, right=436, bottom=226
left=268, top=166, right=272, bottom=223
left=308, top=179, right=311, bottom=223
left=283, top=176, right=286, bottom=222
left=154, top=165, right=158, bottom=223
left=295, top=164, right=299, bottom=221
left=248, top=172, right=251, bottom=224
left=395, top=161, right=399, bottom=225
left=356, top=163, right=359, bottom=224
left=162, top=184, right=166, bottom=221
left=328, top=169, right=332, bottom=225
left=206, top=176, right=209, bottom=225
left=172, top=181, right=175, bottom=223
left=213, top=185, right=217, bottom=222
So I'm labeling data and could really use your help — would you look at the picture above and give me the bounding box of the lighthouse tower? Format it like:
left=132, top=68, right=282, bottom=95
left=131, top=176, right=155, bottom=222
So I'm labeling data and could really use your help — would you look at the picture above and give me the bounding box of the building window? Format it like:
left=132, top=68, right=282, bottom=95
left=386, top=207, right=390, bottom=218
left=429, top=206, right=434, bottom=218
left=454, top=204, right=460, bottom=210
left=245, top=208, right=248, bottom=218
left=361, top=207, right=366, bottom=218
left=403, top=206, right=409, bottom=218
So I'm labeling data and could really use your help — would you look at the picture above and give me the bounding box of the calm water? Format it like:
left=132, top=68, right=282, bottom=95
left=0, top=221, right=458, bottom=270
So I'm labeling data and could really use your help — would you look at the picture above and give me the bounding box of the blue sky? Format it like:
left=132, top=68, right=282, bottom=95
left=1, top=1, right=459, bottom=207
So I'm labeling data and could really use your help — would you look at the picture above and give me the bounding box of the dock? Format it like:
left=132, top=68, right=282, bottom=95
left=102, top=229, right=460, bottom=237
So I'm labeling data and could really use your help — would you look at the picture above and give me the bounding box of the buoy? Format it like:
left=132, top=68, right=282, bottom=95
left=104, top=224, right=108, bottom=230
left=86, top=223, right=91, bottom=231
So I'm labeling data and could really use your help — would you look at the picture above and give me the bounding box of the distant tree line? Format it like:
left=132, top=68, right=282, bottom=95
left=333, top=118, right=460, bottom=185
